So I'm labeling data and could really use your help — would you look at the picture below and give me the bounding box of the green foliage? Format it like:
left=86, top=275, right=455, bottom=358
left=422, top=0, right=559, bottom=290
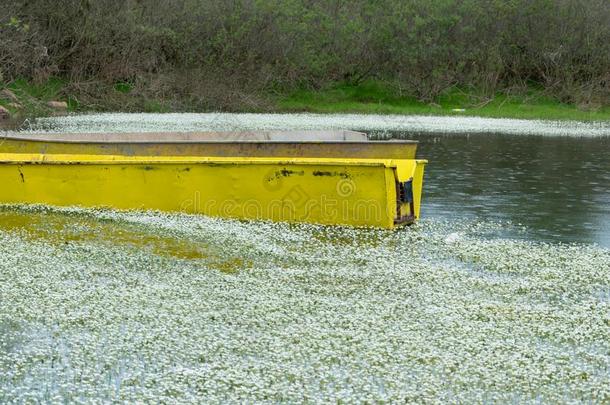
left=0, top=77, right=69, bottom=117
left=1, top=0, right=608, bottom=112
left=143, top=100, right=171, bottom=113
left=8, top=78, right=65, bottom=101
left=66, top=96, right=80, bottom=111
left=278, top=81, right=610, bottom=121
left=114, top=82, right=133, bottom=94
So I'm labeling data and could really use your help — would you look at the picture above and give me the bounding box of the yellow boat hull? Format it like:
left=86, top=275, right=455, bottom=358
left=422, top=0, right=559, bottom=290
left=0, top=154, right=426, bottom=229
left=0, top=137, right=417, bottom=159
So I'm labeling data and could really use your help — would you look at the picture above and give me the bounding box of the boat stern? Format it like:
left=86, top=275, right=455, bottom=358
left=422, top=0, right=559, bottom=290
left=391, top=159, right=427, bottom=227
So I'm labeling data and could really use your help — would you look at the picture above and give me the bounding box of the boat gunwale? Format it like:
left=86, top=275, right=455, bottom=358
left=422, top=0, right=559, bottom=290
left=0, top=153, right=427, bottom=168
left=0, top=136, right=418, bottom=145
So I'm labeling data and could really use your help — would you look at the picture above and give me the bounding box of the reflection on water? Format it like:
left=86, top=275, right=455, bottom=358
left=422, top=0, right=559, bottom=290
left=401, top=133, right=610, bottom=247
left=0, top=207, right=248, bottom=272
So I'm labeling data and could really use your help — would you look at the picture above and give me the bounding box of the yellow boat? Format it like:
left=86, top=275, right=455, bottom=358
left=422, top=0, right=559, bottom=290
left=0, top=131, right=418, bottom=159
left=0, top=131, right=427, bottom=229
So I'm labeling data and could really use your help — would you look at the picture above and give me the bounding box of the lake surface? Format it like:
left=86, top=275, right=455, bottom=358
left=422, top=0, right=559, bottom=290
left=404, top=133, right=610, bottom=247
left=1, top=114, right=608, bottom=402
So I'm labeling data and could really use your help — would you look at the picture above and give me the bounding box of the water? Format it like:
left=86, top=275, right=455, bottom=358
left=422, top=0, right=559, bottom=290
left=407, top=133, right=610, bottom=247
left=0, top=114, right=609, bottom=402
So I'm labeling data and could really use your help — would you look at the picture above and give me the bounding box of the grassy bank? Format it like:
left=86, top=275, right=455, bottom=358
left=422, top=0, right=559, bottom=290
left=2, top=79, right=609, bottom=123
left=277, top=82, right=610, bottom=121
left=0, top=79, right=72, bottom=122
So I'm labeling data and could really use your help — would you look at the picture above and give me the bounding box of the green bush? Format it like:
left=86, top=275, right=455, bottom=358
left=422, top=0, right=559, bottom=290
left=1, top=0, right=608, bottom=108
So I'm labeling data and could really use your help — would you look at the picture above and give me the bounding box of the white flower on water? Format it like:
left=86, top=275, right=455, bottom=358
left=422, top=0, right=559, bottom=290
left=444, top=232, right=462, bottom=244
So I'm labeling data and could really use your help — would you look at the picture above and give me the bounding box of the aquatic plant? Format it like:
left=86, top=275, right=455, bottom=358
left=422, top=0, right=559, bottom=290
left=21, top=112, right=610, bottom=137
left=0, top=205, right=608, bottom=402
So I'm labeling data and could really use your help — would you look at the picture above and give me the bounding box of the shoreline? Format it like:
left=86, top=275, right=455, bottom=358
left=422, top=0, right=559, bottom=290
left=2, top=80, right=609, bottom=127
left=12, top=112, right=610, bottom=138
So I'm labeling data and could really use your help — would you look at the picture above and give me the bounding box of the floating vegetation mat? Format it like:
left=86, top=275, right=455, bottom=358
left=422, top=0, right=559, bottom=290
left=17, top=112, right=610, bottom=137
left=0, top=205, right=609, bottom=402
